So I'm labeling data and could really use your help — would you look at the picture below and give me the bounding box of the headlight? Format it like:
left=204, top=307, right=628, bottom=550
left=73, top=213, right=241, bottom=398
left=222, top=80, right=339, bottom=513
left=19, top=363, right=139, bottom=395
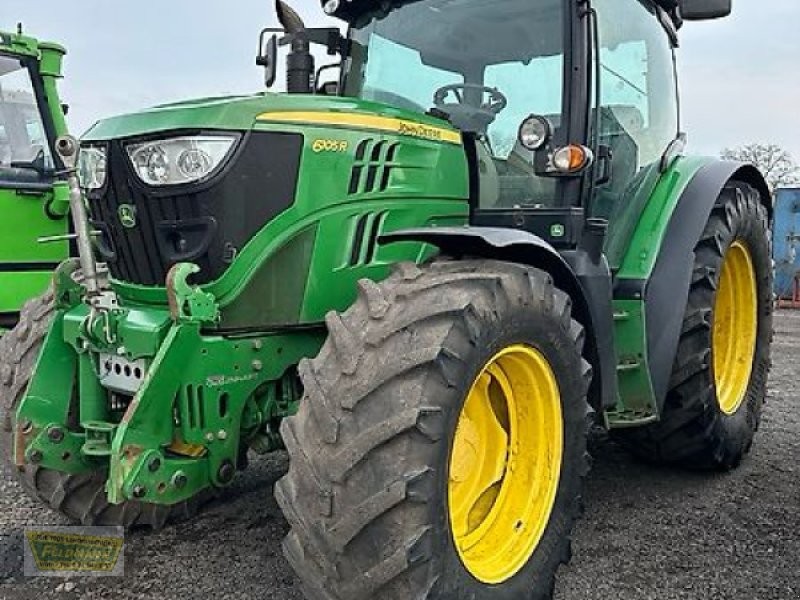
left=77, top=146, right=107, bottom=190
left=126, top=135, right=237, bottom=186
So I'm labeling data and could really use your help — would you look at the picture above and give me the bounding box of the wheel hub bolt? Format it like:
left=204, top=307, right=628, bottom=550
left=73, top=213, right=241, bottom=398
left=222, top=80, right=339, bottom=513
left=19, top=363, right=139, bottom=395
left=217, top=460, right=235, bottom=484
left=147, top=457, right=162, bottom=472
left=132, top=485, right=147, bottom=499
left=47, top=427, right=65, bottom=444
left=28, top=449, right=43, bottom=464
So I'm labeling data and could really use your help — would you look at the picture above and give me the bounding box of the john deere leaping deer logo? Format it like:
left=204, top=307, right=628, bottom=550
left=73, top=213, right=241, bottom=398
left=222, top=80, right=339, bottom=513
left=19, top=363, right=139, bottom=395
left=118, top=204, right=137, bottom=229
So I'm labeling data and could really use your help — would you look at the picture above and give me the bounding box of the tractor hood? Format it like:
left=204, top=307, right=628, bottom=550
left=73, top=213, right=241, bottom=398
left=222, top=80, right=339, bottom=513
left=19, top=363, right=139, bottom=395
left=80, top=91, right=466, bottom=290
left=82, top=93, right=458, bottom=142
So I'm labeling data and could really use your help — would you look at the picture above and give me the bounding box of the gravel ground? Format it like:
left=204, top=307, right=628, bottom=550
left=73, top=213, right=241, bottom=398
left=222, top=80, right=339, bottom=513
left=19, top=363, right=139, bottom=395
left=1, top=310, right=799, bottom=600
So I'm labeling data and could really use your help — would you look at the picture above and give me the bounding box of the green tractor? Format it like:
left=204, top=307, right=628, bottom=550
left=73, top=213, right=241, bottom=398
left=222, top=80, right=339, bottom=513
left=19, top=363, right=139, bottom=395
left=0, top=27, right=71, bottom=335
left=1, top=0, right=773, bottom=597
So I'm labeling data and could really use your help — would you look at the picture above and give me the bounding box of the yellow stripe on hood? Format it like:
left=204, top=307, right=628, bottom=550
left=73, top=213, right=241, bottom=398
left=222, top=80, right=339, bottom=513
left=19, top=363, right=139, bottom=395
left=257, top=111, right=462, bottom=145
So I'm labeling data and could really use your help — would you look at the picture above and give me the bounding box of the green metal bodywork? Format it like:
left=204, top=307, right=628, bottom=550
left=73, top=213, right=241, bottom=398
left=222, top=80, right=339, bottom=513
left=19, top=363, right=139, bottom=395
left=0, top=30, right=70, bottom=330
left=84, top=94, right=467, bottom=317
left=606, top=155, right=714, bottom=426
left=15, top=94, right=470, bottom=504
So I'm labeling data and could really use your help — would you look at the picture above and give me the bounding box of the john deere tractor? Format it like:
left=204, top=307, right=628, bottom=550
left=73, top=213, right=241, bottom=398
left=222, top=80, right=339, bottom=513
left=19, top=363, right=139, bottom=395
left=0, top=28, right=71, bottom=335
left=1, top=0, right=772, bottom=598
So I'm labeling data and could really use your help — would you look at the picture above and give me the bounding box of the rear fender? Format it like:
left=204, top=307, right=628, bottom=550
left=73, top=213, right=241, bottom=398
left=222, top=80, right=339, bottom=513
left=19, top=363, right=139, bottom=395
left=642, top=161, right=771, bottom=409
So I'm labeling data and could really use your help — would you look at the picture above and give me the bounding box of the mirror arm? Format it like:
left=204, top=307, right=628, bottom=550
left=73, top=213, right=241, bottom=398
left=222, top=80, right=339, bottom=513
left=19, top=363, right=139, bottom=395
left=315, top=62, right=343, bottom=94
left=303, top=28, right=349, bottom=57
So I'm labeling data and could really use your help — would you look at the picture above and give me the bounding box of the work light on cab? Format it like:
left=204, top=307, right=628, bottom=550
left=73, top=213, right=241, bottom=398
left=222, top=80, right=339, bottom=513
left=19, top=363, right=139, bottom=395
left=125, top=135, right=238, bottom=186
left=518, top=114, right=552, bottom=151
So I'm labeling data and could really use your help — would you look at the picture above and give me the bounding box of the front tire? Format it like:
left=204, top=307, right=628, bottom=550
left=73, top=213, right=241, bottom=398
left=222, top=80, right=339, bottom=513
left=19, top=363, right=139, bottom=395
left=616, top=181, right=772, bottom=469
left=277, top=259, right=592, bottom=600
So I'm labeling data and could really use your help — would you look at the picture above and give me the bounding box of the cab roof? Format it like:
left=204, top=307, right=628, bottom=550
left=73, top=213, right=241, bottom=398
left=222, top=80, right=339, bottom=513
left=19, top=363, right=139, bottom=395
left=0, top=28, right=65, bottom=59
left=321, top=0, right=683, bottom=27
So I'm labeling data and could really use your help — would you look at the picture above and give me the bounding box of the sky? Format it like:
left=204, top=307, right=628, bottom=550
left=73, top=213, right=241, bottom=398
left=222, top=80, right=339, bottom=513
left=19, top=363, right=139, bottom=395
left=3, top=0, right=799, bottom=160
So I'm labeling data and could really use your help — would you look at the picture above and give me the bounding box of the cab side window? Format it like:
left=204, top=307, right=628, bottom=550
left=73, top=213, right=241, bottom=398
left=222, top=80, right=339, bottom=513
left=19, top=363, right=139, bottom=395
left=591, top=0, right=679, bottom=220
left=0, top=56, right=55, bottom=187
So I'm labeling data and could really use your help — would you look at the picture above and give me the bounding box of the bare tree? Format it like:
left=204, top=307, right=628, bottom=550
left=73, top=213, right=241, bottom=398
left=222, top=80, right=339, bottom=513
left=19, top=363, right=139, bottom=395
left=721, top=143, right=800, bottom=190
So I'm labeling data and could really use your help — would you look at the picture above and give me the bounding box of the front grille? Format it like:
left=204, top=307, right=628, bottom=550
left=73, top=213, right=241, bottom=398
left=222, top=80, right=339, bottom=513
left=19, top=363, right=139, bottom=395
left=87, top=131, right=303, bottom=286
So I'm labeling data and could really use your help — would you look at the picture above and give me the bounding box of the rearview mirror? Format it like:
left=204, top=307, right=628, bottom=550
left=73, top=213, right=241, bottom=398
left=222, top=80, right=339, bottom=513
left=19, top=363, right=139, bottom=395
left=681, top=0, right=732, bottom=20
left=256, top=31, right=279, bottom=88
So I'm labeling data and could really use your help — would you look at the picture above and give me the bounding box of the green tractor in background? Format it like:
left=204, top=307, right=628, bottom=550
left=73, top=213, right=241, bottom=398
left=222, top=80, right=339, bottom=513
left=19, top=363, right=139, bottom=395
left=0, top=27, right=71, bottom=335
left=1, top=0, right=773, bottom=598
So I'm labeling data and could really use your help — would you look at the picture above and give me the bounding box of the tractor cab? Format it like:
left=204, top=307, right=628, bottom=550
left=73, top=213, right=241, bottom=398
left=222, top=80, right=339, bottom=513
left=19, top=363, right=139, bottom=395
left=263, top=0, right=727, bottom=259
left=0, top=29, right=70, bottom=331
left=0, top=56, right=56, bottom=182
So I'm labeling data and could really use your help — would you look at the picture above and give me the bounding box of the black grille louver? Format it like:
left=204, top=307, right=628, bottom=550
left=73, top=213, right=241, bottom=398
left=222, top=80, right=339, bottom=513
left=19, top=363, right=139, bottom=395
left=349, top=211, right=387, bottom=267
left=88, top=131, right=303, bottom=286
left=348, top=139, right=399, bottom=196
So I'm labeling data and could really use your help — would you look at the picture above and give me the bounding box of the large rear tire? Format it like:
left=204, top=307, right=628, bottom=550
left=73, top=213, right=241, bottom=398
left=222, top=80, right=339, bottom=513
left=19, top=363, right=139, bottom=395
left=615, top=181, right=772, bottom=469
left=0, top=289, right=212, bottom=528
left=277, top=259, right=592, bottom=600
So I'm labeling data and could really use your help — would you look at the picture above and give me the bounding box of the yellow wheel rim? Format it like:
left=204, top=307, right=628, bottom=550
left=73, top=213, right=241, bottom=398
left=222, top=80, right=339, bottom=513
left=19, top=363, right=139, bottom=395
left=712, top=241, right=758, bottom=415
left=447, top=344, right=563, bottom=584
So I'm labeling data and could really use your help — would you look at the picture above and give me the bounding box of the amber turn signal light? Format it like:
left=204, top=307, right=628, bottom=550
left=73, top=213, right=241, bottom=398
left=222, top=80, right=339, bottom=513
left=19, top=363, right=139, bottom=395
left=552, top=144, right=594, bottom=174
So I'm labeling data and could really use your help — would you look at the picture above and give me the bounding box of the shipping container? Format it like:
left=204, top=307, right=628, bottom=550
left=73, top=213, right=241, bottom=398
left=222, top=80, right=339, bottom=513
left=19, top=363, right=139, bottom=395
left=773, top=187, right=800, bottom=301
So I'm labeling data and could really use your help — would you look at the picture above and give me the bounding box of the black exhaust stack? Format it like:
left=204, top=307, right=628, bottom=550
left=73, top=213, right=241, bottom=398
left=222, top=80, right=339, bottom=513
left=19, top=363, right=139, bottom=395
left=276, top=0, right=314, bottom=94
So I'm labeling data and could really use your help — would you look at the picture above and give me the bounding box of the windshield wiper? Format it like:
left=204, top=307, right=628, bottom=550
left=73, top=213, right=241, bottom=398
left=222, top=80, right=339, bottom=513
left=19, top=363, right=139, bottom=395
left=8, top=149, right=55, bottom=177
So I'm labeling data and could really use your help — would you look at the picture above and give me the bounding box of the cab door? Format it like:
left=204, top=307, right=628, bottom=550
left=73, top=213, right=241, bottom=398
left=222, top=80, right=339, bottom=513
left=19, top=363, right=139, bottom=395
left=589, top=0, right=680, bottom=269
left=0, top=53, right=68, bottom=330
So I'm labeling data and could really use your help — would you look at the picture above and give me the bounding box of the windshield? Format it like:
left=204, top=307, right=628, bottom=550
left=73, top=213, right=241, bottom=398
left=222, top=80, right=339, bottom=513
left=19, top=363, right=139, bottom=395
left=0, top=54, right=55, bottom=186
left=344, top=0, right=565, bottom=151
left=343, top=0, right=567, bottom=208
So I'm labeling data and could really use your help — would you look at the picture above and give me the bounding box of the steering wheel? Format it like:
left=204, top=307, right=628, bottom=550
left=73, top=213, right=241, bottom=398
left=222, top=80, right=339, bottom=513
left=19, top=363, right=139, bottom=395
left=433, top=83, right=508, bottom=133
left=434, top=83, right=508, bottom=114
